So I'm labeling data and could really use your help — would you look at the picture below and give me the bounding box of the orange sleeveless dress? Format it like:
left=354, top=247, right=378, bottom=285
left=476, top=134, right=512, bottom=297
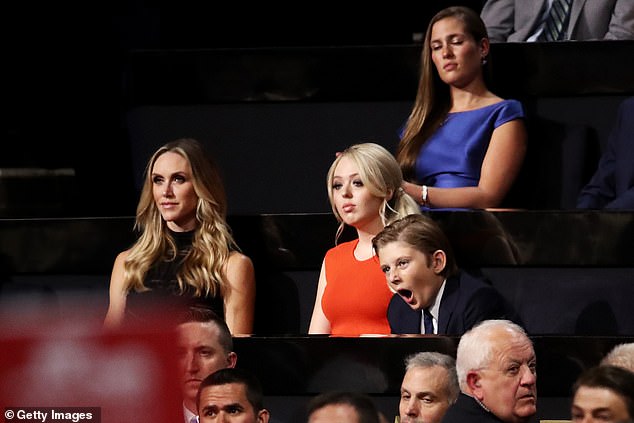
left=322, top=239, right=393, bottom=336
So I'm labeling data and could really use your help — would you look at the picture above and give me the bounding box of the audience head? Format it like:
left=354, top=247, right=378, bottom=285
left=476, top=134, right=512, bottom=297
left=177, top=307, right=237, bottom=413
left=326, top=142, right=419, bottom=241
left=456, top=319, right=536, bottom=423
left=571, top=365, right=634, bottom=423
left=422, top=6, right=491, bottom=91
left=307, top=391, right=382, bottom=423
left=197, top=367, right=269, bottom=423
left=373, top=214, right=458, bottom=311
left=399, top=351, right=459, bottom=423
left=601, top=343, right=634, bottom=373
left=138, top=137, right=228, bottom=232
left=127, top=137, right=239, bottom=300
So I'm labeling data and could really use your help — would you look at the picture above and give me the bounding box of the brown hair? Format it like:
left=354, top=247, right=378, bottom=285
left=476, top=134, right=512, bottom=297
left=397, top=6, right=491, bottom=180
left=372, top=213, right=458, bottom=277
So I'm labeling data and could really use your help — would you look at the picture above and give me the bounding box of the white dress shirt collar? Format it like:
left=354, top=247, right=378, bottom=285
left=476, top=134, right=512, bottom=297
left=419, top=278, right=446, bottom=334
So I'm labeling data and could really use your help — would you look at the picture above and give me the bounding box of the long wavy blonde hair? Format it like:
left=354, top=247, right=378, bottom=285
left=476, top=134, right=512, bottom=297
left=397, top=6, right=492, bottom=180
left=326, top=142, right=421, bottom=243
left=124, top=138, right=238, bottom=298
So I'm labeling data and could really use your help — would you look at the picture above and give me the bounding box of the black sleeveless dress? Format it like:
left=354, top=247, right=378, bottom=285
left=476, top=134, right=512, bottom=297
left=125, top=230, right=224, bottom=323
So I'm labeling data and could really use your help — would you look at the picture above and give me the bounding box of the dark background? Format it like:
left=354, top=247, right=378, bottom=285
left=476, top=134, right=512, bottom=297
left=3, top=1, right=486, bottom=217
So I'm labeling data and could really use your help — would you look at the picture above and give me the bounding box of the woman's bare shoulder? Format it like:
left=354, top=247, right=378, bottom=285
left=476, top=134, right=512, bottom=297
left=227, top=251, right=254, bottom=270
left=115, top=249, right=132, bottom=264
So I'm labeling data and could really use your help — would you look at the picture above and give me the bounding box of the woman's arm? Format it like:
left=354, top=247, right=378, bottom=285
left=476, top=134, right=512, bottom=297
left=403, top=119, right=527, bottom=209
left=223, top=251, right=256, bottom=335
left=308, top=260, right=331, bottom=334
left=103, top=250, right=129, bottom=330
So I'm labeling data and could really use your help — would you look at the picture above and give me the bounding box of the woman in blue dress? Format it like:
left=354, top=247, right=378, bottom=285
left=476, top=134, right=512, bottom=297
left=397, top=6, right=527, bottom=209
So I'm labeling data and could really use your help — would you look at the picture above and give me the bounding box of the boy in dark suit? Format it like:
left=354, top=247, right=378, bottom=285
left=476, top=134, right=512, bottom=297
left=372, top=214, right=511, bottom=335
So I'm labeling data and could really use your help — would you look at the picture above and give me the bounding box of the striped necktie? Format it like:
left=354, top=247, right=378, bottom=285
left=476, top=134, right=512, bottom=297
left=538, top=0, right=572, bottom=41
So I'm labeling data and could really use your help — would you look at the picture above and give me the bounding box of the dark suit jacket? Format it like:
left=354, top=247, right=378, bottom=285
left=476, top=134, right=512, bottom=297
left=387, top=271, right=510, bottom=336
left=481, top=0, right=634, bottom=42
left=577, top=97, right=634, bottom=209
left=441, top=393, right=506, bottom=423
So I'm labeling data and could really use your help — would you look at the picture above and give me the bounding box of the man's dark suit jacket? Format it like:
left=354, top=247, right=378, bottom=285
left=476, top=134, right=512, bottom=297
left=441, top=393, right=506, bottom=423
left=577, top=96, right=634, bottom=209
left=387, top=270, right=509, bottom=336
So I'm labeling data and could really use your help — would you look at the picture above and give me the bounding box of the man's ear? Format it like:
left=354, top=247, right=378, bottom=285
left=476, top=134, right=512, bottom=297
left=227, top=351, right=238, bottom=368
left=257, top=409, right=270, bottom=423
left=431, top=250, right=446, bottom=274
left=466, top=370, right=484, bottom=399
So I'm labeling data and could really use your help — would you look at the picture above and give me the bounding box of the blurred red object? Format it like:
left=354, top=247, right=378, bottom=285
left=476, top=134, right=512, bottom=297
left=0, top=302, right=182, bottom=423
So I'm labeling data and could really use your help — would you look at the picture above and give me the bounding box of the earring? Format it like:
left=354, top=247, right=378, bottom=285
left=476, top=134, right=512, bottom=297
left=481, top=56, right=488, bottom=65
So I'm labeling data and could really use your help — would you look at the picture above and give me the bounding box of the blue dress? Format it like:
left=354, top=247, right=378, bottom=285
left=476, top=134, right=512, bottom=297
left=414, top=99, right=525, bottom=188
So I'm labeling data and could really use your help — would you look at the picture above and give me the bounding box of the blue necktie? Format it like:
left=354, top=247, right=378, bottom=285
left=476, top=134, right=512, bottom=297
left=538, top=0, right=572, bottom=41
left=423, top=309, right=434, bottom=335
